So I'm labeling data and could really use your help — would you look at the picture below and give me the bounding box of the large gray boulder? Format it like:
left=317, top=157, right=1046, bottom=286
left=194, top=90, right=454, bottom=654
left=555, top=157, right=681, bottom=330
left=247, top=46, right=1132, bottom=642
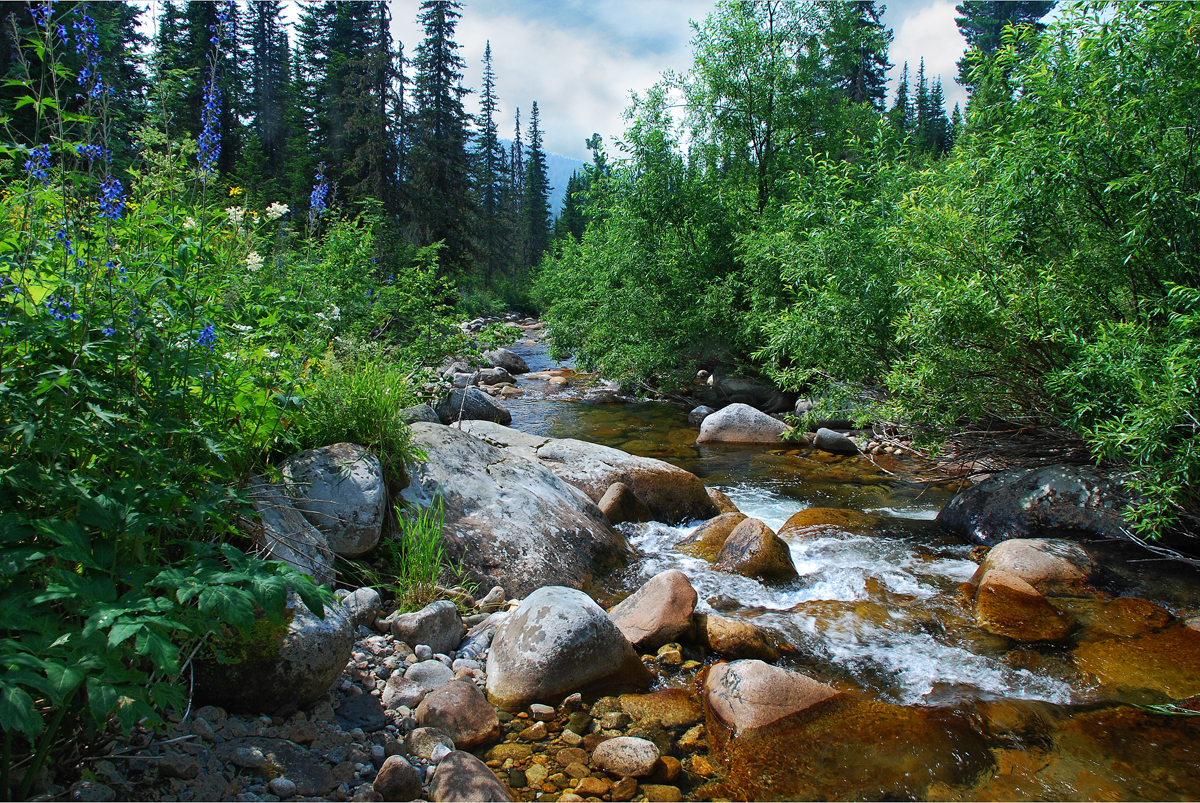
left=400, top=404, right=441, bottom=425
left=280, top=443, right=386, bottom=557
left=457, top=420, right=719, bottom=524
left=401, top=424, right=631, bottom=597
left=242, top=479, right=334, bottom=586
left=385, top=600, right=465, bottom=655
left=435, top=387, right=512, bottom=425
left=937, top=465, right=1133, bottom=546
left=484, top=347, right=530, bottom=375
left=194, top=591, right=354, bottom=715
left=696, top=403, right=790, bottom=444
left=486, top=586, right=652, bottom=710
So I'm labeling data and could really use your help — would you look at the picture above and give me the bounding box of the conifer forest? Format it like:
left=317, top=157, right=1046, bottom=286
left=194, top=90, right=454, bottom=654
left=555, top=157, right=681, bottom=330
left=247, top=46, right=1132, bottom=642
left=1, top=1, right=1200, bottom=801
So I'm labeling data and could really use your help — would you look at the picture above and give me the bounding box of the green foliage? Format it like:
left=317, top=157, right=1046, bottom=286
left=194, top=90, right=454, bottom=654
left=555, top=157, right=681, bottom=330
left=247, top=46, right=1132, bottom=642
left=383, top=496, right=450, bottom=613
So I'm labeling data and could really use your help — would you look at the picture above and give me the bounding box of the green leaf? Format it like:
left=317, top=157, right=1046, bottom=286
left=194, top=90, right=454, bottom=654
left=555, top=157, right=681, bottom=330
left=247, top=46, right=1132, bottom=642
left=135, top=630, right=180, bottom=674
left=86, top=677, right=118, bottom=724
left=43, top=663, right=84, bottom=703
left=197, top=585, right=255, bottom=633
left=107, top=622, right=142, bottom=650
left=0, top=684, right=42, bottom=737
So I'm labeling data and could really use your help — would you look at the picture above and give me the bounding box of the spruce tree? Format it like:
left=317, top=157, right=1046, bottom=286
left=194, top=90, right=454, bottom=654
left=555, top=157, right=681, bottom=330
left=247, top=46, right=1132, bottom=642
left=246, top=1, right=292, bottom=187
left=955, top=1, right=1055, bottom=91
left=476, top=42, right=508, bottom=278
left=553, top=171, right=590, bottom=244
left=409, top=0, right=476, bottom=273
left=887, top=62, right=911, bottom=136
left=914, top=59, right=932, bottom=152
left=522, top=101, right=552, bottom=269
left=824, top=1, right=893, bottom=110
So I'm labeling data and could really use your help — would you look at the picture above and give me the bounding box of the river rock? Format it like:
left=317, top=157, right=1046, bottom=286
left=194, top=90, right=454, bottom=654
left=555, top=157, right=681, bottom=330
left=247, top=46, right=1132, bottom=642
left=592, top=737, right=661, bottom=777
left=714, top=518, right=799, bottom=583
left=435, top=387, right=513, bottom=425
left=608, top=570, right=698, bottom=651
left=215, top=738, right=333, bottom=797
left=343, top=587, right=382, bottom=629
left=382, top=675, right=428, bottom=710
left=813, top=428, right=859, bottom=455
left=484, top=348, right=529, bottom=375
left=279, top=443, right=386, bottom=558
left=691, top=613, right=777, bottom=661
left=456, top=420, right=719, bottom=524
left=706, top=660, right=838, bottom=734
left=620, top=689, right=704, bottom=729
left=373, top=756, right=422, bottom=802
left=676, top=513, right=747, bottom=562
left=335, top=694, right=387, bottom=733
left=688, top=406, right=715, bottom=426
left=417, top=680, right=501, bottom=749
left=406, top=727, right=456, bottom=761
left=486, top=586, right=652, bottom=710
left=474, top=367, right=515, bottom=386
left=406, top=660, right=455, bottom=693
left=386, top=600, right=465, bottom=656
left=428, top=751, right=514, bottom=802
left=975, top=569, right=1074, bottom=641
left=777, top=508, right=880, bottom=539
left=706, top=487, right=739, bottom=514
left=400, top=403, right=442, bottom=425
left=598, top=482, right=654, bottom=526
left=969, top=538, right=1097, bottom=595
left=696, top=403, right=790, bottom=444
left=402, top=423, right=630, bottom=596
left=194, top=591, right=353, bottom=714
left=242, top=479, right=335, bottom=586
left=937, top=464, right=1133, bottom=546
left=1074, top=625, right=1200, bottom=700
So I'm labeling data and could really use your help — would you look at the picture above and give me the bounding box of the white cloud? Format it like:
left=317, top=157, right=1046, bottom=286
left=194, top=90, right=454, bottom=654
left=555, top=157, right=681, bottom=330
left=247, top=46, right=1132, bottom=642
left=886, top=0, right=969, bottom=113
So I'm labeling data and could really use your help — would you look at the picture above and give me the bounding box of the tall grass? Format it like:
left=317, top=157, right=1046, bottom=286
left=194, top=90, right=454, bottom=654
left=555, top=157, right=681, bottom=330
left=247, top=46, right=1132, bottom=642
left=386, top=495, right=449, bottom=612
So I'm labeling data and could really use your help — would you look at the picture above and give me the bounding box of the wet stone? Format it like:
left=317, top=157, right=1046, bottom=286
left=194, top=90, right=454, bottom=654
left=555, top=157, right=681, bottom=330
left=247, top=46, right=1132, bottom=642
left=591, top=736, right=661, bottom=777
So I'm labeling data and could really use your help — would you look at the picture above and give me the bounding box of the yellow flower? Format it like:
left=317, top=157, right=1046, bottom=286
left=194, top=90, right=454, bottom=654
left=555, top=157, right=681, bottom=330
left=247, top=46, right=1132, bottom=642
left=229, top=187, right=243, bottom=197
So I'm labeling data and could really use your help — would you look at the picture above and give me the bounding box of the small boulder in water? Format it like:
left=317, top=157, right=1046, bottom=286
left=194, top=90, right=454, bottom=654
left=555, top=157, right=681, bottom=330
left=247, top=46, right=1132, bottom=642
left=975, top=569, right=1074, bottom=641
left=696, top=403, right=790, bottom=444
left=813, top=428, right=859, bottom=455
left=676, top=513, right=747, bottom=562
left=688, top=405, right=715, bottom=426
left=484, top=347, right=530, bottom=375
left=598, top=482, right=654, bottom=526
left=705, top=487, right=740, bottom=514
left=969, top=538, right=1097, bottom=595
left=691, top=613, right=777, bottom=661
left=714, top=518, right=799, bottom=583
left=608, top=569, right=698, bottom=652
left=435, top=387, right=512, bottom=425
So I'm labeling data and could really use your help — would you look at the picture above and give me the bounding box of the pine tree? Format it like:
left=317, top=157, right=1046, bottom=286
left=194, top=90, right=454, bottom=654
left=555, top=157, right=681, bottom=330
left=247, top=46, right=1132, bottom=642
left=522, top=101, right=552, bottom=269
left=823, top=1, right=893, bottom=110
left=553, top=170, right=591, bottom=244
left=914, top=60, right=931, bottom=151
left=246, top=1, right=292, bottom=187
left=887, top=62, right=911, bottom=136
left=409, top=0, right=476, bottom=273
left=501, top=107, right=526, bottom=273
left=476, top=42, right=508, bottom=278
left=929, top=78, right=950, bottom=154
left=948, top=102, right=964, bottom=150
left=955, top=1, right=1055, bottom=91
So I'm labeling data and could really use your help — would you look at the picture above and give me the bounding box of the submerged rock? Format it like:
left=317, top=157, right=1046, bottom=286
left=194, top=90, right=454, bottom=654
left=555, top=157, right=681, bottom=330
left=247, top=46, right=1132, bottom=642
left=937, top=464, right=1133, bottom=546
left=428, top=751, right=514, bottom=802
left=456, top=420, right=719, bottom=524
left=608, top=570, right=698, bottom=652
left=592, top=736, right=661, bottom=777
left=974, top=569, right=1074, bottom=642
left=777, top=507, right=881, bottom=539
left=194, top=591, right=354, bottom=715
left=1074, top=625, right=1200, bottom=700
left=690, top=613, right=778, bottom=661
left=676, top=513, right=747, bottom=562
left=402, top=423, right=630, bottom=596
left=706, top=660, right=839, bottom=735
left=280, top=443, right=386, bottom=558
left=486, top=586, right=651, bottom=710
left=969, top=538, right=1097, bottom=595
left=714, top=518, right=799, bottom=583
left=696, top=403, right=790, bottom=444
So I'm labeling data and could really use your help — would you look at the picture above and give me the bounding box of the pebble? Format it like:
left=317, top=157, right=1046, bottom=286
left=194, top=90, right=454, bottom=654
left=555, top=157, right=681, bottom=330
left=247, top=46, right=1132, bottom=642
left=266, top=778, right=296, bottom=798
left=414, top=644, right=434, bottom=661
left=529, top=703, right=555, bottom=721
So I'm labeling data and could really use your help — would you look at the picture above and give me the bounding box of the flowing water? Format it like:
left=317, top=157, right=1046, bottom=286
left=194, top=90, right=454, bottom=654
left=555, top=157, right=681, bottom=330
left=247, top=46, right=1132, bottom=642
left=499, top=335, right=1200, bottom=800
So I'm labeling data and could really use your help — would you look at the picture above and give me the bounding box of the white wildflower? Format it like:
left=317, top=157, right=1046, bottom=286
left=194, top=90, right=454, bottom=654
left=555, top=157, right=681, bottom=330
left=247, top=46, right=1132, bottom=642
left=226, top=206, right=245, bottom=227
left=265, top=202, right=289, bottom=221
left=329, top=305, right=341, bottom=321
left=265, top=349, right=280, bottom=359
left=231, top=323, right=253, bottom=333
left=183, top=216, right=198, bottom=231
left=245, top=251, right=264, bottom=272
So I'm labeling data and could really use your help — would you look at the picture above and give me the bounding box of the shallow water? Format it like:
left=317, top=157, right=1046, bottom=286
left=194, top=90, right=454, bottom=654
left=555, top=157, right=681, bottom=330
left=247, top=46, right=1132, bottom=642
left=500, top=338, right=1200, bottom=800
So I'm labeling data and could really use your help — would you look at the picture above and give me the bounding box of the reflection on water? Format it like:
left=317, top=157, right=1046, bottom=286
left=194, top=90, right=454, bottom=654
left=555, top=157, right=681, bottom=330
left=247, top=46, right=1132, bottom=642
left=499, top=340, right=1200, bottom=800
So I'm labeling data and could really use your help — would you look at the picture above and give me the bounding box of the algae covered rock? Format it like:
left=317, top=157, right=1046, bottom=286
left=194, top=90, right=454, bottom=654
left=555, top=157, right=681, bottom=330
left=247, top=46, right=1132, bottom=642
left=714, top=518, right=799, bottom=583
left=676, top=513, right=747, bottom=562
left=974, top=569, right=1074, bottom=642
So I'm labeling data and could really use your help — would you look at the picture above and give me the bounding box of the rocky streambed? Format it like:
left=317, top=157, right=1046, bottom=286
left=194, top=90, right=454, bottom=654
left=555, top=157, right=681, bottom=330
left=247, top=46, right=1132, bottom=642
left=57, top=325, right=1200, bottom=803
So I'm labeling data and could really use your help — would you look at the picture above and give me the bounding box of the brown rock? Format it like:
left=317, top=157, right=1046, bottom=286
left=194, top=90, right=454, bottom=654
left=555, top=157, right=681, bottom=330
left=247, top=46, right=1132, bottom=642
left=416, top=680, right=501, bottom=750
left=564, top=762, right=590, bottom=779
left=428, top=751, right=513, bottom=802
left=618, top=690, right=703, bottom=729
left=713, top=518, right=799, bottom=583
left=598, top=482, right=654, bottom=526
left=486, top=743, right=532, bottom=762
left=968, top=538, right=1097, bottom=595
left=558, top=793, right=584, bottom=803
left=675, top=513, right=747, bottom=562
left=1074, top=625, right=1200, bottom=700
left=608, top=570, right=698, bottom=651
left=705, top=660, right=838, bottom=735
left=641, top=784, right=683, bottom=802
left=286, top=721, right=318, bottom=745
left=555, top=747, right=589, bottom=768
left=975, top=569, right=1074, bottom=641
left=690, top=755, right=716, bottom=777
left=518, top=721, right=548, bottom=741
left=646, top=756, right=681, bottom=784
left=777, top=508, right=880, bottom=539
left=575, top=776, right=610, bottom=796
left=705, top=487, right=739, bottom=514
left=592, top=736, right=661, bottom=777
left=691, top=613, right=777, bottom=661
left=158, top=752, right=201, bottom=780
left=373, top=756, right=422, bottom=802
left=581, top=732, right=612, bottom=752
left=611, top=776, right=639, bottom=801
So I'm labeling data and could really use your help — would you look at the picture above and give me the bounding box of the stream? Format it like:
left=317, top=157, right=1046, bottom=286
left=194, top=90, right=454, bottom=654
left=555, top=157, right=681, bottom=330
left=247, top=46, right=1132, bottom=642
left=497, top=335, right=1200, bottom=800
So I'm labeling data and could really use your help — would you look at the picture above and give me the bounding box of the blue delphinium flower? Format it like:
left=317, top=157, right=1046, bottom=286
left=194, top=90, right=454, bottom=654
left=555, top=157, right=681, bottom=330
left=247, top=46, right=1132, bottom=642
left=196, top=324, right=217, bottom=352
left=310, top=163, right=329, bottom=214
left=76, top=143, right=108, bottom=162
left=29, top=4, right=51, bottom=28
left=198, top=70, right=221, bottom=175
left=102, top=327, right=115, bottom=337
left=24, top=144, right=51, bottom=185
left=97, top=175, right=124, bottom=219
left=45, top=296, right=81, bottom=323
left=72, top=9, right=103, bottom=98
